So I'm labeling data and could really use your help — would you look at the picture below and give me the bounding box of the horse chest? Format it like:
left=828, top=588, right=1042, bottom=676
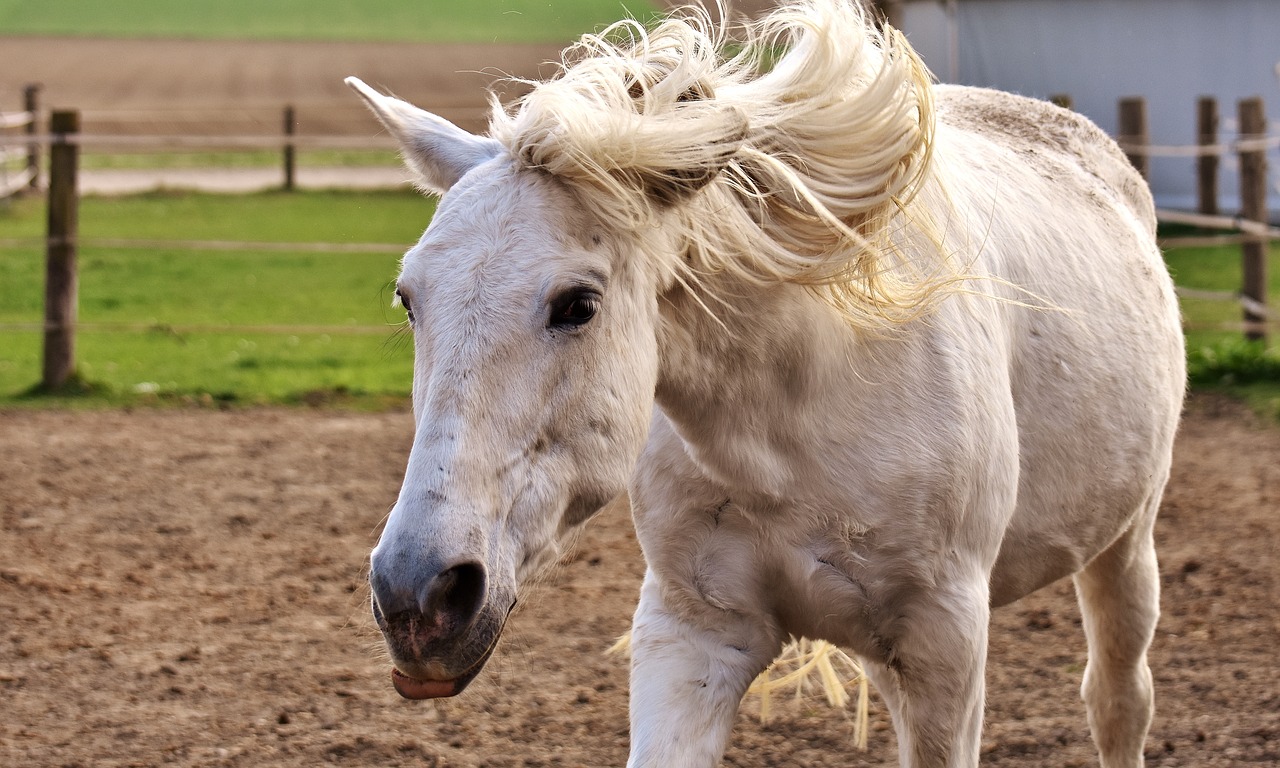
left=638, top=492, right=927, bottom=662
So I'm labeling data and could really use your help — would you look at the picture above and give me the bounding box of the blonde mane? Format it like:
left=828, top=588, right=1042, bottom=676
left=488, top=0, right=949, bottom=330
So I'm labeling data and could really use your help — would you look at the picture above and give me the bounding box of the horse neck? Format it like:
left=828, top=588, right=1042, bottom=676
left=653, top=278, right=860, bottom=497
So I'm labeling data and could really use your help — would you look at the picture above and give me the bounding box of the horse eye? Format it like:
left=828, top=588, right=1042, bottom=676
left=549, top=291, right=601, bottom=329
left=396, top=289, right=415, bottom=324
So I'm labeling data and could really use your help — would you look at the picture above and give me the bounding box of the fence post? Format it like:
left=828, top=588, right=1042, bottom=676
left=283, top=105, right=296, bottom=191
left=23, top=83, right=40, bottom=191
left=1196, top=96, right=1218, bottom=216
left=43, top=110, right=79, bottom=391
left=1118, top=97, right=1149, bottom=180
left=1237, top=96, right=1269, bottom=343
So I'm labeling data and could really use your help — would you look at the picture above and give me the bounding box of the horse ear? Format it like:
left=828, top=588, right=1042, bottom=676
left=345, top=77, right=503, bottom=194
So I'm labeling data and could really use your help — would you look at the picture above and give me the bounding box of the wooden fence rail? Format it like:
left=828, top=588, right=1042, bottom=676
left=1113, top=94, right=1276, bottom=343
left=0, top=84, right=39, bottom=198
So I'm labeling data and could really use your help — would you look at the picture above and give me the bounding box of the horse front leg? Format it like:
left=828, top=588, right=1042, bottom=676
left=866, top=576, right=991, bottom=768
left=626, top=571, right=780, bottom=768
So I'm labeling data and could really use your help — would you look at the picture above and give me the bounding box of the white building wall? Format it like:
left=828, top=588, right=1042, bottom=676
left=897, top=0, right=1280, bottom=213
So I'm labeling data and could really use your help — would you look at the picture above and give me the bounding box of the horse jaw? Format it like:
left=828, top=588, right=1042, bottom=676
left=344, top=76, right=503, bottom=194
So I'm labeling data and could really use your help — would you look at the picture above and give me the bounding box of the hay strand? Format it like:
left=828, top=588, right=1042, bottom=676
left=607, top=633, right=870, bottom=749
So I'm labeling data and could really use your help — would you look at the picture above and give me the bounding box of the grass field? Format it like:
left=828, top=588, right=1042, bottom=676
left=0, top=0, right=661, bottom=43
left=1162, top=231, right=1280, bottom=416
left=1, top=191, right=1277, bottom=410
left=1160, top=230, right=1280, bottom=352
left=0, top=190, right=431, bottom=406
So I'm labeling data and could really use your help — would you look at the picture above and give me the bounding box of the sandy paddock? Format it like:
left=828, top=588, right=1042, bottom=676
left=0, top=394, right=1276, bottom=767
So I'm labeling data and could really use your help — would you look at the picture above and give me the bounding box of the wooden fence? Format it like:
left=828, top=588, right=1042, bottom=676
left=4, top=89, right=1278, bottom=391
left=1114, top=95, right=1279, bottom=342
left=0, top=95, right=405, bottom=391
left=0, top=85, right=40, bottom=199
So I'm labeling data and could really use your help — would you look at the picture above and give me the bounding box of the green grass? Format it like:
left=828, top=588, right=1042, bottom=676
left=3, top=194, right=1279, bottom=411
left=0, top=190, right=430, bottom=406
left=0, top=0, right=661, bottom=43
left=1160, top=227, right=1280, bottom=351
left=1161, top=226, right=1280, bottom=417
left=80, top=149, right=402, bottom=171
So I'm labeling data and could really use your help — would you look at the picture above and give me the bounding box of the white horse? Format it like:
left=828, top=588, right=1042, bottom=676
left=348, top=2, right=1184, bottom=766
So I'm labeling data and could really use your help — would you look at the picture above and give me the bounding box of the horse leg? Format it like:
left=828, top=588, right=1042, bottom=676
left=1072, top=506, right=1161, bottom=768
left=625, top=571, right=779, bottom=768
left=864, top=578, right=990, bottom=768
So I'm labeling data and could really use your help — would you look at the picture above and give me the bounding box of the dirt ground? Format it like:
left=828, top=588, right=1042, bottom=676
left=0, top=3, right=775, bottom=137
left=0, top=37, right=565, bottom=136
left=0, top=393, right=1276, bottom=767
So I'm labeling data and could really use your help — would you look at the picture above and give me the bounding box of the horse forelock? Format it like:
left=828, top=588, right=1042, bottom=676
left=487, top=0, right=956, bottom=331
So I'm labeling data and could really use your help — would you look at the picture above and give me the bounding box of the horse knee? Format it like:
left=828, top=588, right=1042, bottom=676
left=626, top=577, right=780, bottom=768
left=867, top=590, right=989, bottom=766
left=1076, top=529, right=1160, bottom=662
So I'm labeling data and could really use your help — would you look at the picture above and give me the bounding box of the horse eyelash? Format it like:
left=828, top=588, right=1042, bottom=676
left=395, top=289, right=416, bottom=324
left=380, top=324, right=413, bottom=359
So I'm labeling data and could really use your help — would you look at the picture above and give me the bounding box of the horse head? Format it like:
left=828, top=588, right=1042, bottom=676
left=346, top=73, right=742, bottom=698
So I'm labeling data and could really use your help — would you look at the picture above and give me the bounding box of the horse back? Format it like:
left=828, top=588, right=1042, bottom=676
left=934, top=85, right=1156, bottom=235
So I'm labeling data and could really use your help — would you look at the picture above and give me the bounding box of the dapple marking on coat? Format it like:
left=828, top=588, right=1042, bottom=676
left=347, top=2, right=1185, bottom=766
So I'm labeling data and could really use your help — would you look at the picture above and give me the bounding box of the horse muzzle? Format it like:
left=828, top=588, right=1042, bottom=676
left=369, top=557, right=514, bottom=699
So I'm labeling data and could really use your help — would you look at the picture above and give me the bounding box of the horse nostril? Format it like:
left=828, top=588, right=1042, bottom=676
left=427, top=561, right=487, bottom=631
left=368, top=556, right=488, bottom=641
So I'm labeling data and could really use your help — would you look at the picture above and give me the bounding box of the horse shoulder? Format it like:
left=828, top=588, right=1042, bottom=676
left=926, top=85, right=1184, bottom=603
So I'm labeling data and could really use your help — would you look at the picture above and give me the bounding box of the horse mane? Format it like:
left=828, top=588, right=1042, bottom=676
left=487, top=0, right=952, bottom=330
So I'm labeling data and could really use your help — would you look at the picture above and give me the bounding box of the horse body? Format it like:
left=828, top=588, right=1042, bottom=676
left=347, top=3, right=1183, bottom=766
left=627, top=84, right=1183, bottom=766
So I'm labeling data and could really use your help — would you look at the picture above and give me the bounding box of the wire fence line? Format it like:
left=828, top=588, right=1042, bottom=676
left=1119, top=134, right=1280, bottom=158
left=1176, top=287, right=1271, bottom=318
left=0, top=133, right=397, bottom=151
left=0, top=111, right=36, bottom=130
left=0, top=320, right=402, bottom=336
left=0, top=236, right=406, bottom=254
left=1157, top=209, right=1280, bottom=242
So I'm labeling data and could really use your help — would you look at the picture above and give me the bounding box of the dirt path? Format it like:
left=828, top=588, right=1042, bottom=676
left=0, top=3, right=780, bottom=136
left=0, top=37, right=564, bottom=134
left=1, top=37, right=564, bottom=194
left=72, top=166, right=411, bottom=196
left=0, top=394, right=1276, bottom=766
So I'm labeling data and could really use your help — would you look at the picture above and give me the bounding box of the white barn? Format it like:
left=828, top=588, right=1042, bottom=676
left=882, top=0, right=1280, bottom=213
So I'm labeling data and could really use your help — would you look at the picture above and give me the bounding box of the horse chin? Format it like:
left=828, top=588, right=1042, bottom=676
left=389, top=639, right=499, bottom=699
left=378, top=597, right=514, bottom=700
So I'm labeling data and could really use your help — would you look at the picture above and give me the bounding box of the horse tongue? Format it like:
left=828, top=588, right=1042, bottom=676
left=391, top=668, right=459, bottom=700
